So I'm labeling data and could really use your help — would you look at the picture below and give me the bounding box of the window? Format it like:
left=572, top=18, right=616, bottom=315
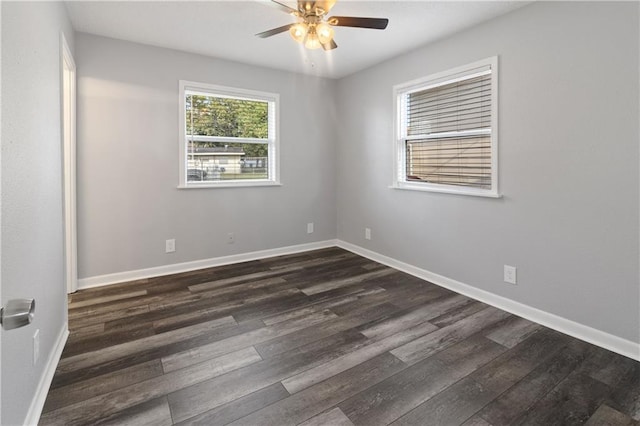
left=393, top=57, right=499, bottom=197
left=179, top=81, right=279, bottom=188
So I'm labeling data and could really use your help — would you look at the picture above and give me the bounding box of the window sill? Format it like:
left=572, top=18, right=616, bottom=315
left=178, top=180, right=282, bottom=189
left=390, top=182, right=502, bottom=198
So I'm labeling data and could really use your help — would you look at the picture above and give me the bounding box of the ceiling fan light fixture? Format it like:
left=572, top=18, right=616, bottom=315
left=316, top=22, right=334, bottom=44
left=304, top=29, right=322, bottom=50
left=289, top=22, right=308, bottom=43
left=257, top=0, right=389, bottom=51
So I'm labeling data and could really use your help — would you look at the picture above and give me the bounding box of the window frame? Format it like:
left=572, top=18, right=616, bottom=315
left=178, top=80, right=280, bottom=189
left=392, top=57, right=500, bottom=198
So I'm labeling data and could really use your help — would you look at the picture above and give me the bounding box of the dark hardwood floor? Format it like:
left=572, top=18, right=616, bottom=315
left=41, top=247, right=639, bottom=425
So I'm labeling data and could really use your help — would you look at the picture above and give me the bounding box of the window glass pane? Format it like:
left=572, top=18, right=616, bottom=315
left=187, top=142, right=269, bottom=182
left=185, top=94, right=269, bottom=139
left=407, top=74, right=491, bottom=136
left=405, top=135, right=491, bottom=189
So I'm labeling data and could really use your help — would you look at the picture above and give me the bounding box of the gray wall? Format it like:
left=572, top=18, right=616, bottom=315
left=336, top=1, right=639, bottom=343
left=1, top=1, right=75, bottom=424
left=75, top=34, right=338, bottom=279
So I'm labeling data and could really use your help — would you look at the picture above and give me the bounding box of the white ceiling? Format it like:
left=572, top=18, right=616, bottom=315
left=65, top=0, right=530, bottom=79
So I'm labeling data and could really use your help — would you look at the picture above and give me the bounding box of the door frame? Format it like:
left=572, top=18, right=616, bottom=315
left=61, top=32, right=77, bottom=294
left=1, top=8, right=3, bottom=421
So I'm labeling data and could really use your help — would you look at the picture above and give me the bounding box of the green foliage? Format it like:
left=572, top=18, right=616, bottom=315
left=186, top=94, right=269, bottom=158
left=243, top=144, right=267, bottom=157
left=186, top=94, right=268, bottom=139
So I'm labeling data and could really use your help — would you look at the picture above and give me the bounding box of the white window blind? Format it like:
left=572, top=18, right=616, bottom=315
left=394, top=58, right=498, bottom=197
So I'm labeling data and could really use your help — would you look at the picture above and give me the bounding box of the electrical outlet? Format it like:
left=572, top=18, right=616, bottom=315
left=33, top=329, right=40, bottom=365
left=307, top=223, right=314, bottom=234
left=227, top=232, right=235, bottom=244
left=165, top=239, right=175, bottom=253
left=365, top=228, right=372, bottom=240
left=504, top=265, right=517, bottom=285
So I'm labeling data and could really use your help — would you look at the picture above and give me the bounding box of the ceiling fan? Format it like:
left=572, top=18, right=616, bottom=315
left=256, top=0, right=389, bottom=51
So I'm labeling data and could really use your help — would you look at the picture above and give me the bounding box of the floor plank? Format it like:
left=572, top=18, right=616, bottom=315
left=517, top=373, right=612, bottom=425
left=51, top=319, right=263, bottom=389
left=389, top=306, right=512, bottom=365
left=161, top=309, right=337, bottom=372
left=56, top=316, right=237, bottom=374
left=96, top=396, right=173, bottom=426
left=475, top=342, right=589, bottom=425
left=300, top=268, right=397, bottom=296
left=299, top=407, right=355, bottom=426
left=167, top=329, right=370, bottom=423
left=605, top=361, right=640, bottom=420
left=339, top=335, right=506, bottom=426
left=281, top=319, right=439, bottom=394
left=228, top=353, right=406, bottom=426
left=43, top=360, right=164, bottom=413
left=357, top=293, right=470, bottom=340
left=390, top=377, right=498, bottom=426
left=584, top=404, right=638, bottom=426
left=42, top=347, right=261, bottom=425
left=174, top=383, right=290, bottom=426
left=68, top=289, right=148, bottom=309
left=255, top=298, right=399, bottom=359
left=484, top=315, right=542, bottom=348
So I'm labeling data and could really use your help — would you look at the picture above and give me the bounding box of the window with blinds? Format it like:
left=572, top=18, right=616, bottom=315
left=178, top=81, right=279, bottom=188
left=394, top=57, right=498, bottom=197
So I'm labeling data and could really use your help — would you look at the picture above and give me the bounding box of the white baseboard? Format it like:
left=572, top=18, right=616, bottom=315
left=78, top=240, right=338, bottom=290
left=337, top=240, right=640, bottom=362
left=24, top=326, right=69, bottom=426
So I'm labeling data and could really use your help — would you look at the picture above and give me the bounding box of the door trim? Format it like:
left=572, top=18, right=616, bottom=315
left=61, top=32, right=77, bottom=294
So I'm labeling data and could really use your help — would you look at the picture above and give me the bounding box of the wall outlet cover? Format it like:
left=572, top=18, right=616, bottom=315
left=165, top=239, right=176, bottom=253
left=307, top=223, right=314, bottom=234
left=504, top=265, right=517, bottom=284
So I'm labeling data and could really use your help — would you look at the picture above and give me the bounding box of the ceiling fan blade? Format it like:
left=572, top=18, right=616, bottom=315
left=328, top=16, right=389, bottom=30
left=256, top=24, right=294, bottom=38
left=267, top=0, right=299, bottom=15
left=322, top=39, right=338, bottom=50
